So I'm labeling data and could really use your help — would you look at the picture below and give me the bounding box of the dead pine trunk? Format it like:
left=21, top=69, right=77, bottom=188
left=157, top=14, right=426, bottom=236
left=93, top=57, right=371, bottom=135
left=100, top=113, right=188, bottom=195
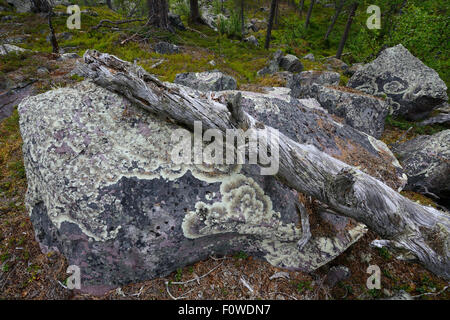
left=336, top=1, right=358, bottom=59
left=324, top=0, right=344, bottom=41
left=304, top=0, right=315, bottom=29
left=264, top=0, right=278, bottom=49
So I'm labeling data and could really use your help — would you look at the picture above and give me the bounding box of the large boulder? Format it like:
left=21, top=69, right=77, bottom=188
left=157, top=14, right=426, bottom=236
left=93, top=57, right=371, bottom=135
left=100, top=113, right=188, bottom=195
left=309, top=85, right=389, bottom=138
left=19, top=81, right=406, bottom=293
left=174, top=71, right=237, bottom=91
left=288, top=70, right=341, bottom=98
left=347, top=44, right=448, bottom=120
left=168, top=12, right=186, bottom=31
left=394, top=130, right=450, bottom=200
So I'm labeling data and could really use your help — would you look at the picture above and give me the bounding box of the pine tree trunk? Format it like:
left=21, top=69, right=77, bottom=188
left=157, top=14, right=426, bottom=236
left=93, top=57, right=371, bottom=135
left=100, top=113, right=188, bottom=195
left=106, top=0, right=112, bottom=10
left=336, top=2, right=358, bottom=59
left=324, top=0, right=344, bottom=41
left=304, top=0, right=315, bottom=29
left=147, top=0, right=169, bottom=29
left=299, top=0, right=305, bottom=15
left=264, top=0, right=278, bottom=49
left=47, top=8, right=59, bottom=54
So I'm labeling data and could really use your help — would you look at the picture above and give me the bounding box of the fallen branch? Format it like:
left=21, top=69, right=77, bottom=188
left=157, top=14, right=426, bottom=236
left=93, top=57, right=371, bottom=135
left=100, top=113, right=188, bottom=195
left=78, top=50, right=450, bottom=280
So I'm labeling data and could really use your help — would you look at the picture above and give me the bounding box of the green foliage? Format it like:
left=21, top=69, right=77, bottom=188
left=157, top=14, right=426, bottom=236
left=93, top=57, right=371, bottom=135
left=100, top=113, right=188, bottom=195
left=233, top=251, right=248, bottom=260
left=296, top=280, right=312, bottom=293
left=171, top=0, right=190, bottom=17
left=386, top=115, right=449, bottom=136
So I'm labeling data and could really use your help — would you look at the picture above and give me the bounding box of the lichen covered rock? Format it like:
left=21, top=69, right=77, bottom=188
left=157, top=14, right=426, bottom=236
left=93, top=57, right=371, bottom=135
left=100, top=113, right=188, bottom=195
left=347, top=44, right=448, bottom=120
left=19, top=81, right=373, bottom=294
left=394, top=130, right=450, bottom=200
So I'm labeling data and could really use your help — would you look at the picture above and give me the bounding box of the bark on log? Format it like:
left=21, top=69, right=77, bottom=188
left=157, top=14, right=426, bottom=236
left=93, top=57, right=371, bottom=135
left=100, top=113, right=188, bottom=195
left=77, top=50, right=450, bottom=279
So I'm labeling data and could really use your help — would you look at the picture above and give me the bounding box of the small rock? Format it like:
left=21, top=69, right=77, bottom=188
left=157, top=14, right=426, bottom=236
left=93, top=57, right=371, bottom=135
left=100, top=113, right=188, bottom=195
left=387, top=290, right=413, bottom=300
left=360, top=252, right=372, bottom=264
left=37, top=67, right=49, bottom=75
left=325, top=57, right=348, bottom=71
left=280, top=54, right=304, bottom=73
left=58, top=52, right=80, bottom=60
left=0, top=44, right=27, bottom=55
left=209, top=60, right=216, bottom=67
left=345, top=62, right=364, bottom=77
left=257, top=49, right=283, bottom=76
left=303, top=53, right=315, bottom=61
left=154, top=41, right=180, bottom=55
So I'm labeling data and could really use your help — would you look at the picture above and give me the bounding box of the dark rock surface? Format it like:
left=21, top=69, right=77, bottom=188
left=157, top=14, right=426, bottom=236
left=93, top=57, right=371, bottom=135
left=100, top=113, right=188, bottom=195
left=347, top=44, right=448, bottom=120
left=309, top=85, right=389, bottom=138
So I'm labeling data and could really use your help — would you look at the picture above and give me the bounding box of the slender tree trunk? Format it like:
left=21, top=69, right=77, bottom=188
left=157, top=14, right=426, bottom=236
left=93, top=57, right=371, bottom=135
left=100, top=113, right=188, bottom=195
left=304, top=0, right=315, bottom=29
left=106, top=0, right=112, bottom=10
left=264, top=0, right=278, bottom=49
left=189, top=0, right=201, bottom=23
left=240, top=0, right=245, bottom=38
left=324, top=0, right=344, bottom=41
left=299, top=0, right=305, bottom=15
left=147, top=0, right=169, bottom=29
left=336, top=2, right=358, bottom=59
left=47, top=7, right=59, bottom=54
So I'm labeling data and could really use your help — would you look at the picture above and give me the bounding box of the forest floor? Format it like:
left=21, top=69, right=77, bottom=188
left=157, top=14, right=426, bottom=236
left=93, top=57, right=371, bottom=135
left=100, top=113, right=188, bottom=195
left=0, top=3, right=449, bottom=300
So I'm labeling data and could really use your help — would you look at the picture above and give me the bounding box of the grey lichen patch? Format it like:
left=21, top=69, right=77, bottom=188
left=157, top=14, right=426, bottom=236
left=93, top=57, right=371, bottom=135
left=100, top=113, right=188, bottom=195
left=182, top=174, right=302, bottom=242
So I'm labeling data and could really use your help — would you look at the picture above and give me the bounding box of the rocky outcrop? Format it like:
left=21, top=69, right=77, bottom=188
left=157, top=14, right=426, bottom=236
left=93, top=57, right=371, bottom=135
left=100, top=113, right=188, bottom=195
left=347, top=44, right=448, bottom=120
left=394, top=130, right=450, bottom=200
left=18, top=78, right=412, bottom=293
left=288, top=70, right=340, bottom=98
left=244, top=35, right=259, bottom=47
left=309, top=85, right=389, bottom=138
left=174, top=71, right=237, bottom=91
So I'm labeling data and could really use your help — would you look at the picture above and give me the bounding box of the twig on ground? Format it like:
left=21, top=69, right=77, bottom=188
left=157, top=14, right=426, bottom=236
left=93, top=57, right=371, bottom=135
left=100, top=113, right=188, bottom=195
left=170, top=262, right=224, bottom=286
left=91, top=18, right=146, bottom=31
left=411, top=285, right=449, bottom=298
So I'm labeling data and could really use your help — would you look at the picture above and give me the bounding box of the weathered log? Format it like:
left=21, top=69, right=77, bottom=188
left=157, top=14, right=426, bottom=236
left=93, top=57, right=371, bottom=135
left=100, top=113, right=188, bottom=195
left=77, top=50, right=450, bottom=279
